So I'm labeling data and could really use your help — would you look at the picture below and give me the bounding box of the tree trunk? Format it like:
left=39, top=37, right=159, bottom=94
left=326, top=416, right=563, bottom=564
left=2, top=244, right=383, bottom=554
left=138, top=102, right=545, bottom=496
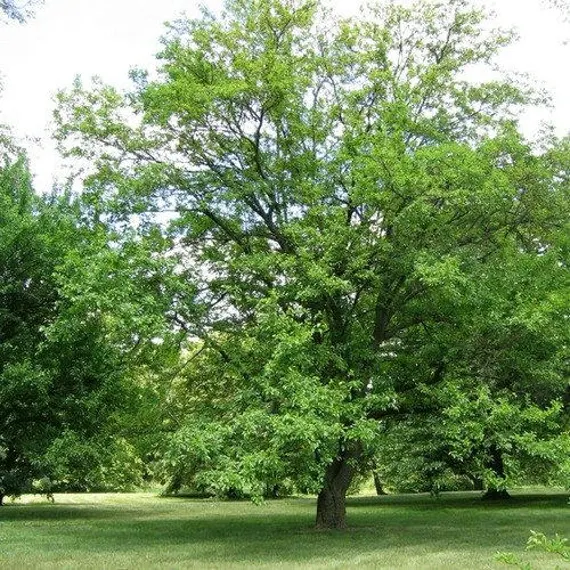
left=315, top=445, right=360, bottom=529
left=482, top=488, right=511, bottom=500
left=470, top=476, right=484, bottom=491
left=373, top=470, right=388, bottom=496
left=0, top=493, right=4, bottom=506
left=482, top=445, right=511, bottom=500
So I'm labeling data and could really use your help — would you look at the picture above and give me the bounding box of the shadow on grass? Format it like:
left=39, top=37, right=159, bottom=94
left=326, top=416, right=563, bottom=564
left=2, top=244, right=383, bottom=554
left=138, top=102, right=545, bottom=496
left=1, top=492, right=569, bottom=566
left=347, top=491, right=570, bottom=510
left=0, top=504, right=131, bottom=521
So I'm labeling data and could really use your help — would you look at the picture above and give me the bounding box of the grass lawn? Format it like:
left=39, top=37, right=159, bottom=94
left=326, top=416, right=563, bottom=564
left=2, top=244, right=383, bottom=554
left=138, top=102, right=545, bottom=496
left=0, top=490, right=568, bottom=569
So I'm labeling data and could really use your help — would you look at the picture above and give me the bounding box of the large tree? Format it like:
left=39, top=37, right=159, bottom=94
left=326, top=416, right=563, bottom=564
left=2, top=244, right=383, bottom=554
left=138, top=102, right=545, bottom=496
left=55, top=0, right=570, bottom=528
left=0, top=155, right=52, bottom=504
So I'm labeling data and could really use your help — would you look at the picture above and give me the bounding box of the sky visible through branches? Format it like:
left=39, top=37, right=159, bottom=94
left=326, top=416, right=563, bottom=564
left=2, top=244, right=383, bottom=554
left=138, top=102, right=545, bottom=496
left=0, top=0, right=569, bottom=191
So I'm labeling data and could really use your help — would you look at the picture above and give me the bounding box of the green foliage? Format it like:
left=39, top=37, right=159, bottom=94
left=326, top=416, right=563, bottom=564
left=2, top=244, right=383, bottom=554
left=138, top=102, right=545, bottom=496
left=497, top=530, right=570, bottom=569
left=42, top=432, right=143, bottom=492
left=0, top=156, right=64, bottom=501
left=0, top=150, right=179, bottom=500
left=54, top=0, right=570, bottom=526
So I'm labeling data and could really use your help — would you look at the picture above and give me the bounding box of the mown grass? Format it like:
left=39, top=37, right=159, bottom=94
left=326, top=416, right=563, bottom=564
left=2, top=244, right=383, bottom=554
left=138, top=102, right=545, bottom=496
left=0, top=490, right=568, bottom=569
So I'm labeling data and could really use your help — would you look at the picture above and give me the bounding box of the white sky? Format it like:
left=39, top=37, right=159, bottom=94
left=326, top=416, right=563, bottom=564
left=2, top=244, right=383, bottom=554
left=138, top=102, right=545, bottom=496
left=0, top=0, right=569, bottom=192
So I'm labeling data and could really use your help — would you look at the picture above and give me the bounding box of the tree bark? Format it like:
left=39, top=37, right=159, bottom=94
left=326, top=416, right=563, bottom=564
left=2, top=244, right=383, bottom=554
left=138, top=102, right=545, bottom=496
left=482, top=445, right=511, bottom=500
left=470, top=476, right=484, bottom=491
left=373, top=470, right=388, bottom=496
left=315, top=445, right=360, bottom=529
left=482, top=488, right=511, bottom=500
left=0, top=493, right=4, bottom=506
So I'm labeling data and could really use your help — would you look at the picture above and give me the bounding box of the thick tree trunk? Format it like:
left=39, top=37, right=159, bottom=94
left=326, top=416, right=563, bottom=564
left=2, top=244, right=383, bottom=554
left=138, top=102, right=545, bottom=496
left=315, top=446, right=360, bottom=529
left=315, top=483, right=348, bottom=529
left=0, top=493, right=4, bottom=506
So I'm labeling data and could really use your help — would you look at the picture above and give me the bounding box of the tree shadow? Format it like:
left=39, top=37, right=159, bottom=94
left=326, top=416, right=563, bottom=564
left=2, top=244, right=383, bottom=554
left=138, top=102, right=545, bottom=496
left=1, top=492, right=569, bottom=567
left=348, top=490, right=570, bottom=510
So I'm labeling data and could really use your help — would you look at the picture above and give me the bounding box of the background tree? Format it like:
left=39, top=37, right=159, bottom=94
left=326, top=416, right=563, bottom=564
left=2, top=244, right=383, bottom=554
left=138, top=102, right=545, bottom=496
left=0, top=155, right=65, bottom=504
left=0, top=0, right=41, bottom=23
left=373, top=226, right=570, bottom=497
left=0, top=151, right=179, bottom=502
left=42, top=217, right=185, bottom=492
left=55, top=0, right=570, bottom=528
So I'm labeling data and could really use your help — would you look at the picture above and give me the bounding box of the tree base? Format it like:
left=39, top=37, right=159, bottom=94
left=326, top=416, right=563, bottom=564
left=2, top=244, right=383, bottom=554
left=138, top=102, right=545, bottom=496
left=470, top=477, right=485, bottom=491
left=482, top=488, right=511, bottom=501
left=315, top=487, right=347, bottom=529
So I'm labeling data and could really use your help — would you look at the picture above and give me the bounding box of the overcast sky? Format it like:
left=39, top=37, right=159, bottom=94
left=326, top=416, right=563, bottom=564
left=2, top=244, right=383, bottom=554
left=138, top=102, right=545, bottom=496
left=0, top=0, right=569, bottom=191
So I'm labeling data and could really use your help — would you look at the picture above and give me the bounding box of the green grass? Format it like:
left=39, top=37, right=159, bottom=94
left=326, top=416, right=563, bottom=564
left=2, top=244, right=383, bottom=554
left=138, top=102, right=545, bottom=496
left=0, top=490, right=568, bottom=569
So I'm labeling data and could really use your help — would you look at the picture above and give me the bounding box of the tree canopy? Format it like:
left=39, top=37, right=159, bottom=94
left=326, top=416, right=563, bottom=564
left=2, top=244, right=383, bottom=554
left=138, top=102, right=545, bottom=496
left=0, top=150, right=179, bottom=502
left=51, top=0, right=570, bottom=528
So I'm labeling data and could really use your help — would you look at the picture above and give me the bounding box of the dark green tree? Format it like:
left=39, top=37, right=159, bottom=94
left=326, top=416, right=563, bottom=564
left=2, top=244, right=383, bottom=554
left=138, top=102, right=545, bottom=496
left=373, top=232, right=570, bottom=497
left=0, top=155, right=61, bottom=504
left=0, top=153, right=178, bottom=502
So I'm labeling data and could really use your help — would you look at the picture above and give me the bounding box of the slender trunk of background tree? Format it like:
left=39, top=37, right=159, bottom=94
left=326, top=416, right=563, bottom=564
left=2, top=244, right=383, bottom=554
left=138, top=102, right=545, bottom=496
left=482, top=445, right=511, bottom=500
left=470, top=475, right=485, bottom=491
left=0, top=493, right=4, bottom=506
left=373, top=469, right=388, bottom=496
left=315, top=445, right=360, bottom=529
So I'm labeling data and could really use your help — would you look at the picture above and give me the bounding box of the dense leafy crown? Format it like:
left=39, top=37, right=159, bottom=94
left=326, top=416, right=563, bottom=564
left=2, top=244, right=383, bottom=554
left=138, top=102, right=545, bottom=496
left=54, top=0, right=570, bottom=503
